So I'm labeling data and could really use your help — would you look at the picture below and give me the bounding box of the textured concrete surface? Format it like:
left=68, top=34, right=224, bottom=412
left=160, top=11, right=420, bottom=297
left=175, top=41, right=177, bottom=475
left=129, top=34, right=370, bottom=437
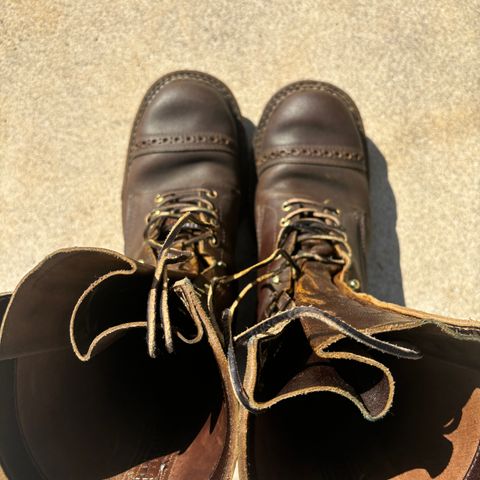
left=0, top=1, right=479, bottom=478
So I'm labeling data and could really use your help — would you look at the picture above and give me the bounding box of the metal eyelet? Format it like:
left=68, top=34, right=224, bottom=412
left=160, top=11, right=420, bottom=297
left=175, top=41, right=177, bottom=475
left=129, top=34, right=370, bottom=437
left=209, top=236, right=218, bottom=246
left=207, top=190, right=218, bottom=198
left=279, top=218, right=289, bottom=227
left=281, top=201, right=292, bottom=212
left=348, top=278, right=361, bottom=291
left=272, top=275, right=280, bottom=284
left=155, top=194, right=164, bottom=203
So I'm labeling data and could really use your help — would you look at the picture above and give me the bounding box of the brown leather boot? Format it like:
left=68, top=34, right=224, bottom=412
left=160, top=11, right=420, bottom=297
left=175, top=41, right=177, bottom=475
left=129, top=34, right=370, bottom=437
left=223, top=81, right=480, bottom=480
left=0, top=71, right=244, bottom=479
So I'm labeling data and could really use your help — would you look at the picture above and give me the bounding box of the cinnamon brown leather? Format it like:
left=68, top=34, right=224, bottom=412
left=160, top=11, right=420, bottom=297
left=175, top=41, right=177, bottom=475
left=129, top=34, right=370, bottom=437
left=235, top=81, right=480, bottom=480
left=0, top=71, right=244, bottom=480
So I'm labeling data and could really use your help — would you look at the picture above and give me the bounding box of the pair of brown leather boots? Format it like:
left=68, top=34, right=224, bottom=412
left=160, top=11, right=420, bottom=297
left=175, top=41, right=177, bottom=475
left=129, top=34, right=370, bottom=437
left=1, top=71, right=479, bottom=480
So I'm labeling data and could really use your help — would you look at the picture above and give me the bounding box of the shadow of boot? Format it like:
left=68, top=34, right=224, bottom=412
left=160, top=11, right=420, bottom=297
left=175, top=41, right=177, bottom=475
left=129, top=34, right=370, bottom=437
left=366, top=138, right=405, bottom=306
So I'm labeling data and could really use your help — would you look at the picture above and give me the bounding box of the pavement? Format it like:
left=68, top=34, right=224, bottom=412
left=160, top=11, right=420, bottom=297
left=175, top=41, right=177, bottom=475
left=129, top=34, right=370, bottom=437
left=1, top=1, right=479, bottom=478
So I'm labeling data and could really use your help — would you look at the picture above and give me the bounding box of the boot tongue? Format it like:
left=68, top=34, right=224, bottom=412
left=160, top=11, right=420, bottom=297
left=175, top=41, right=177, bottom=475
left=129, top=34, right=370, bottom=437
left=284, top=226, right=336, bottom=258
left=300, top=239, right=335, bottom=257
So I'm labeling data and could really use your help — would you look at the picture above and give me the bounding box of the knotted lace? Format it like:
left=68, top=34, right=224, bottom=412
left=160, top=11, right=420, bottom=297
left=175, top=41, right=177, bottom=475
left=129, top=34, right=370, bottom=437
left=209, top=198, right=422, bottom=413
left=145, top=188, right=220, bottom=357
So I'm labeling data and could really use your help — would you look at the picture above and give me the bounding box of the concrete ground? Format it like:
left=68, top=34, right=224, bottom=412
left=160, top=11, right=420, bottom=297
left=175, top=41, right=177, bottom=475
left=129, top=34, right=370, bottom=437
left=0, top=1, right=479, bottom=478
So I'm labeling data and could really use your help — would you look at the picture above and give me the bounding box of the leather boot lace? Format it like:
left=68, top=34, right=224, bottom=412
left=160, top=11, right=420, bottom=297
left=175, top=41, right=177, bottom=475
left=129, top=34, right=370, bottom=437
left=144, top=188, right=221, bottom=356
left=208, top=198, right=422, bottom=412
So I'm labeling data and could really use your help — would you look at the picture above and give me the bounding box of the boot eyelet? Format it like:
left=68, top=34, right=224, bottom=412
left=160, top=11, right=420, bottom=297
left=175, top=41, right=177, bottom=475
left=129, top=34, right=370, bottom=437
left=207, top=190, right=218, bottom=198
left=348, top=278, right=361, bottom=291
left=209, top=236, right=218, bottom=246
left=155, top=194, right=164, bottom=203
left=281, top=201, right=292, bottom=211
left=280, top=218, right=289, bottom=227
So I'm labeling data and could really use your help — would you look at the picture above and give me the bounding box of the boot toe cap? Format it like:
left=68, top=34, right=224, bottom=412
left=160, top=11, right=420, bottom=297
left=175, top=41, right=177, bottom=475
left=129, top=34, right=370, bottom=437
left=133, top=73, right=239, bottom=142
left=256, top=82, right=364, bottom=155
